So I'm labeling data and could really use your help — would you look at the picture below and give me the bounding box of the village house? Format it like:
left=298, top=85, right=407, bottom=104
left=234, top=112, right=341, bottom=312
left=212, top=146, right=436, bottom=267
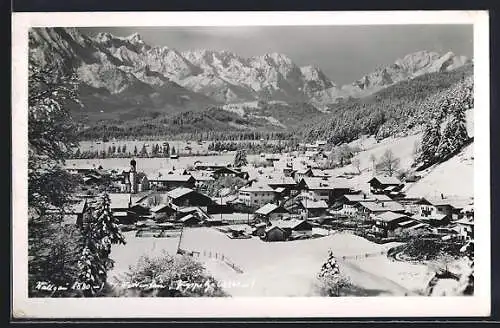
left=150, top=203, right=177, bottom=221
left=255, top=203, right=290, bottom=222
left=194, top=161, right=232, bottom=171
left=355, top=200, right=405, bottom=220
left=311, top=169, right=332, bottom=179
left=298, top=198, right=329, bottom=218
left=336, top=193, right=392, bottom=216
left=64, top=163, right=102, bottom=175
left=275, top=218, right=313, bottom=240
left=108, top=193, right=133, bottom=224
left=167, top=187, right=213, bottom=207
left=213, top=167, right=250, bottom=180
left=260, top=176, right=298, bottom=197
left=415, top=197, right=459, bottom=222
left=261, top=225, right=287, bottom=242
left=455, top=217, right=474, bottom=240
left=238, top=184, right=276, bottom=207
left=298, top=177, right=354, bottom=204
left=368, top=176, right=403, bottom=195
left=190, top=171, right=215, bottom=188
left=372, top=211, right=421, bottom=238
left=251, top=222, right=268, bottom=237
left=179, top=213, right=202, bottom=227
left=149, top=174, right=196, bottom=191
left=293, top=167, right=314, bottom=182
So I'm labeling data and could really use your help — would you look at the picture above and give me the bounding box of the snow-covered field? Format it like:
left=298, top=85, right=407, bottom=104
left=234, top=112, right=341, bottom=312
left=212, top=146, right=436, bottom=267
left=65, top=153, right=262, bottom=173
left=109, top=228, right=429, bottom=297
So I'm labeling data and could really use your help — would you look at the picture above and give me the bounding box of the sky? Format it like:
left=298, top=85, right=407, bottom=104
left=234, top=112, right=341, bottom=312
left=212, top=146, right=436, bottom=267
left=80, top=25, right=473, bottom=85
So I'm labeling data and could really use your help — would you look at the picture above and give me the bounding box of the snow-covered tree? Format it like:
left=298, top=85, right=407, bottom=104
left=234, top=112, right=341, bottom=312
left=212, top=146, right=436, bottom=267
left=317, top=250, right=352, bottom=297
left=77, top=193, right=126, bottom=295
left=418, top=117, right=441, bottom=165
left=233, top=149, right=248, bottom=167
left=376, top=149, right=400, bottom=177
left=28, top=59, right=83, bottom=294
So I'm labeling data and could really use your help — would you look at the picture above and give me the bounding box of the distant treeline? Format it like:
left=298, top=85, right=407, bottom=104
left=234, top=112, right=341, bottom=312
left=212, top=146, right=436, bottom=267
left=77, top=106, right=293, bottom=141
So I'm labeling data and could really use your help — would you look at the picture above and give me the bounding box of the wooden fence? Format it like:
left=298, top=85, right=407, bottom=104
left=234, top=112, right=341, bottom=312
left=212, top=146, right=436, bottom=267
left=181, top=248, right=244, bottom=274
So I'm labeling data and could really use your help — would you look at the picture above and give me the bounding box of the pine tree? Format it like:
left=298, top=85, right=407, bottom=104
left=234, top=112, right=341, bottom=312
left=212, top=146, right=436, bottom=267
left=140, top=144, right=148, bottom=158
left=77, top=193, right=126, bottom=295
left=122, top=144, right=127, bottom=154
left=171, top=146, right=176, bottom=155
left=233, top=149, right=248, bottom=167
left=446, top=100, right=470, bottom=154
left=317, top=250, right=351, bottom=297
left=418, top=117, right=441, bottom=165
left=133, top=145, right=138, bottom=156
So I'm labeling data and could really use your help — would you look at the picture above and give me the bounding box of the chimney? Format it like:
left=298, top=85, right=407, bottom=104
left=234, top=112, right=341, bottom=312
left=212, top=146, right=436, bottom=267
left=381, top=202, right=385, bottom=207
left=363, top=194, right=366, bottom=199
left=441, top=193, right=444, bottom=199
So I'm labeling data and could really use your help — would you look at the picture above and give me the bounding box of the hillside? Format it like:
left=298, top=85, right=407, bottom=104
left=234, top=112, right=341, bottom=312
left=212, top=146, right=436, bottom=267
left=298, top=64, right=473, bottom=145
left=326, top=109, right=474, bottom=199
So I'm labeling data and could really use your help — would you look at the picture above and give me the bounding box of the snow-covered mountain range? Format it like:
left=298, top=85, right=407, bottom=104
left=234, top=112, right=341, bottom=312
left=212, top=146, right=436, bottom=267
left=29, top=27, right=471, bottom=115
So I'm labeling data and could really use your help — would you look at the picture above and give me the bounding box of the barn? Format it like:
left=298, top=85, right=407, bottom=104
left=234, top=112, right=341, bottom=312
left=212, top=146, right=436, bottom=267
left=167, top=187, right=213, bottom=207
left=261, top=226, right=287, bottom=242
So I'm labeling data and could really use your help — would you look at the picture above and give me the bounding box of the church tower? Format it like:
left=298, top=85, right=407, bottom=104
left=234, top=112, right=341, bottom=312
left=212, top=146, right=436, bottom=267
left=129, top=159, right=137, bottom=194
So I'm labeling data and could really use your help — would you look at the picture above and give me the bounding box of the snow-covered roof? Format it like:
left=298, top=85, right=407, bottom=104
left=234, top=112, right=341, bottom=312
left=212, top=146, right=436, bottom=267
left=240, top=184, right=275, bottom=193
left=263, top=176, right=297, bottom=186
left=301, top=199, right=328, bottom=209
left=112, top=211, right=129, bottom=217
left=108, top=193, right=131, bottom=209
left=255, top=203, right=288, bottom=215
left=275, top=218, right=310, bottom=230
left=150, top=174, right=193, bottom=182
left=456, top=218, right=474, bottom=226
left=179, top=214, right=199, bottom=222
left=150, top=203, right=175, bottom=213
left=167, top=187, right=194, bottom=199
left=369, top=176, right=401, bottom=185
left=376, top=211, right=409, bottom=222
left=357, top=201, right=404, bottom=213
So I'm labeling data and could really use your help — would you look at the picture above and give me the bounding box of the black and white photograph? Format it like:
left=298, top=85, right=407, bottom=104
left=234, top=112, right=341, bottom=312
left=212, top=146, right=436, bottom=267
left=12, top=11, right=490, bottom=318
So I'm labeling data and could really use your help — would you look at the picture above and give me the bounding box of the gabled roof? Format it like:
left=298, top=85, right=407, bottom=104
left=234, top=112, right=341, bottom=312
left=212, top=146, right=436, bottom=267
left=108, top=193, right=131, bottom=209
left=264, top=225, right=285, bottom=233
left=412, top=213, right=448, bottom=221
left=311, top=170, right=332, bottom=178
left=150, top=203, right=175, bottom=213
left=167, top=187, right=194, bottom=199
left=255, top=203, right=289, bottom=215
left=275, top=218, right=311, bottom=230
left=301, top=177, right=353, bottom=190
left=456, top=217, right=474, bottom=226
left=368, top=176, right=401, bottom=185
left=179, top=214, right=200, bottom=223
left=375, top=211, right=410, bottom=223
left=301, top=199, right=328, bottom=209
left=357, top=201, right=404, bottom=213
left=264, top=176, right=297, bottom=186
left=150, top=174, right=194, bottom=182
left=240, top=184, right=275, bottom=193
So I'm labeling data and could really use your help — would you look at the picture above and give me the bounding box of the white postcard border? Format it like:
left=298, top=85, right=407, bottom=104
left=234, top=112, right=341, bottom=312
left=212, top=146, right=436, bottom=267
left=11, top=10, right=490, bottom=318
